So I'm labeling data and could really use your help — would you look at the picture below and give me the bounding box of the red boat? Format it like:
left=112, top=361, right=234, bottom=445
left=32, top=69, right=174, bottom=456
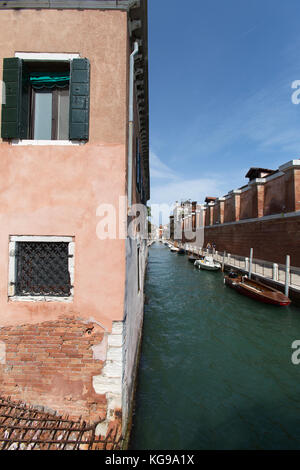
left=224, top=272, right=291, bottom=306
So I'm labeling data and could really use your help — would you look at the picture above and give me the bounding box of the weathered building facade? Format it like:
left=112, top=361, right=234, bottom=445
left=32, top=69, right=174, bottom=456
left=0, top=0, right=149, bottom=446
left=170, top=200, right=203, bottom=245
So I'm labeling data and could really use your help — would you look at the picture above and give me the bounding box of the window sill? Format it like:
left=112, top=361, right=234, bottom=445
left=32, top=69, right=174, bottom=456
left=9, top=295, right=73, bottom=302
left=11, top=140, right=85, bottom=146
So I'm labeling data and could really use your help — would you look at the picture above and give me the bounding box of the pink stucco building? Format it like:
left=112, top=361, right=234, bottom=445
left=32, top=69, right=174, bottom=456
left=0, top=0, right=149, bottom=447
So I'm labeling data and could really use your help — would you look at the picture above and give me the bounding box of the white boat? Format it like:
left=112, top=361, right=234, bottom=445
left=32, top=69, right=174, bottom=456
left=194, top=256, right=221, bottom=271
left=170, top=246, right=180, bottom=253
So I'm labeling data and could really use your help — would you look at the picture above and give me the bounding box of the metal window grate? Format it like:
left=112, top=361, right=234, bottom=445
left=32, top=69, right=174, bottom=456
left=15, top=242, right=71, bottom=297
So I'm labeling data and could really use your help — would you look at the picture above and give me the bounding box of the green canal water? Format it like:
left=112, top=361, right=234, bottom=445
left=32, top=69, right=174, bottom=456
left=129, top=242, right=300, bottom=450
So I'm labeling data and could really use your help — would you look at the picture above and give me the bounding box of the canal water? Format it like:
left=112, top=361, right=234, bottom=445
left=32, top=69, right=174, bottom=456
left=130, top=242, right=300, bottom=450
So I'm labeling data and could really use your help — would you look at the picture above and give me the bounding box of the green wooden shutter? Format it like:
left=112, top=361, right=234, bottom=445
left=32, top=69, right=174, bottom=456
left=19, top=61, right=30, bottom=140
left=69, top=58, right=90, bottom=140
left=1, top=57, right=22, bottom=139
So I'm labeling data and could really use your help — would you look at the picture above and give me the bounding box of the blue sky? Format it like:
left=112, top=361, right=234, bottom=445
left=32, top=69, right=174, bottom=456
left=148, top=0, right=300, bottom=211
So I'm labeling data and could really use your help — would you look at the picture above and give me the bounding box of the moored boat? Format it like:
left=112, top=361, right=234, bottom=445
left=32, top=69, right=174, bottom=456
left=194, top=256, right=221, bottom=271
left=224, top=272, right=291, bottom=306
left=189, top=254, right=205, bottom=263
left=177, top=248, right=185, bottom=255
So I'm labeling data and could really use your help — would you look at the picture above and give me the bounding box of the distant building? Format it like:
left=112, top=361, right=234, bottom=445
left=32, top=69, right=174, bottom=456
left=169, top=215, right=174, bottom=240
left=170, top=200, right=201, bottom=244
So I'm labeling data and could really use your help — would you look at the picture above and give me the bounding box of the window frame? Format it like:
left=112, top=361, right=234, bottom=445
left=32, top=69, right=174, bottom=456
left=29, top=86, right=70, bottom=141
left=11, top=52, right=82, bottom=146
left=8, top=235, right=75, bottom=302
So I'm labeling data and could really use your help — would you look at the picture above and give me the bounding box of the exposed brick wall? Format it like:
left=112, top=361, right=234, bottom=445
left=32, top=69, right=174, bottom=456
left=208, top=170, right=298, bottom=226
left=205, top=215, right=300, bottom=266
left=264, top=175, right=286, bottom=216
left=209, top=205, right=214, bottom=226
left=204, top=208, right=209, bottom=226
left=0, top=316, right=109, bottom=425
left=213, top=201, right=220, bottom=225
left=240, top=186, right=255, bottom=220
left=285, top=169, right=296, bottom=212
left=224, top=195, right=235, bottom=223
left=219, top=200, right=224, bottom=224
left=199, top=163, right=300, bottom=268
left=295, top=169, right=300, bottom=212
left=257, top=184, right=264, bottom=218
left=235, top=194, right=241, bottom=221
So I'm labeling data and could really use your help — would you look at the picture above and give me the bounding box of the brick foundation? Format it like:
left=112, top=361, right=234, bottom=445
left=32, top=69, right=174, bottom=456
left=0, top=315, right=112, bottom=425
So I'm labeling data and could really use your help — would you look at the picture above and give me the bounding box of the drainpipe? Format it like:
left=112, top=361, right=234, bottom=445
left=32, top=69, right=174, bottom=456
left=127, top=41, right=139, bottom=210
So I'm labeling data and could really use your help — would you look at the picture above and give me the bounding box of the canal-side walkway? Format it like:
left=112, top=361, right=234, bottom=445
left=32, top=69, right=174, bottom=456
left=184, top=244, right=300, bottom=290
left=181, top=243, right=300, bottom=303
left=130, top=242, right=300, bottom=450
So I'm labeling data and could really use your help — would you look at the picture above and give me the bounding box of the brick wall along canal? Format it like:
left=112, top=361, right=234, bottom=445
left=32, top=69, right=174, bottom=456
left=129, top=242, right=300, bottom=450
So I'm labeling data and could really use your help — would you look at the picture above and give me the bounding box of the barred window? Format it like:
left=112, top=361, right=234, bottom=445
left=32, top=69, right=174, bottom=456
left=8, top=236, right=74, bottom=301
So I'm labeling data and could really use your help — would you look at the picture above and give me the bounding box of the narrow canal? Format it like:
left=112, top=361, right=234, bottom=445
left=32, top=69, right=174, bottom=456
left=130, top=242, right=300, bottom=450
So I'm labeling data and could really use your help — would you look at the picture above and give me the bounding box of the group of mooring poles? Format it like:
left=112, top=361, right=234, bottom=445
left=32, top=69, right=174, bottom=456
left=221, top=248, right=291, bottom=297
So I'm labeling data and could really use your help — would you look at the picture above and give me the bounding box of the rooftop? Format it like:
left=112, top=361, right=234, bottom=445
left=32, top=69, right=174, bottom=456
left=0, top=0, right=139, bottom=10
left=205, top=197, right=217, bottom=203
left=0, top=396, right=122, bottom=450
left=245, top=167, right=275, bottom=181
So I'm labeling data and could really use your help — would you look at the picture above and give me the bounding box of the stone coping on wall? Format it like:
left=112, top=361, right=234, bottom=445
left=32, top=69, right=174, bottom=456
left=0, top=0, right=140, bottom=10
left=205, top=209, right=300, bottom=229
left=279, top=159, right=300, bottom=172
left=207, top=160, right=300, bottom=205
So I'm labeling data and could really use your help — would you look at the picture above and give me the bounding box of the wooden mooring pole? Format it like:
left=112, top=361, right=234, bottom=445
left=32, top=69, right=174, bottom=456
left=249, top=248, right=253, bottom=279
left=285, top=255, right=290, bottom=297
left=222, top=251, right=226, bottom=272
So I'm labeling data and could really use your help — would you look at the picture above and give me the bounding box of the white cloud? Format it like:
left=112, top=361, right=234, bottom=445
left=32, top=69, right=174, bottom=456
left=149, top=177, right=225, bottom=225
left=150, top=177, right=225, bottom=206
left=150, top=150, right=178, bottom=180
left=150, top=149, right=245, bottom=202
left=149, top=150, right=245, bottom=224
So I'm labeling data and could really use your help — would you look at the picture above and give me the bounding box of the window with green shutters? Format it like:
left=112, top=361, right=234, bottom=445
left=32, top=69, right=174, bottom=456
left=1, top=57, right=90, bottom=141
